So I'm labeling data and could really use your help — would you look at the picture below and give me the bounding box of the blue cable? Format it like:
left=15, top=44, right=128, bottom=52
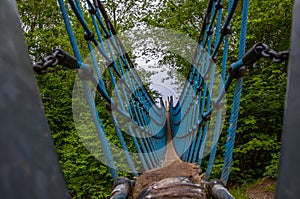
left=58, top=0, right=250, bottom=186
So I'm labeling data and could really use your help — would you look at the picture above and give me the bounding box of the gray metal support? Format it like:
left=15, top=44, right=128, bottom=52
left=0, top=0, right=70, bottom=198
left=276, top=0, right=300, bottom=198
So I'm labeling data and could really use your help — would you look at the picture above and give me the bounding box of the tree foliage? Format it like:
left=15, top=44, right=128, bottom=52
left=145, top=0, right=293, bottom=183
left=17, top=0, right=115, bottom=197
left=17, top=0, right=294, bottom=197
left=231, top=0, right=293, bottom=181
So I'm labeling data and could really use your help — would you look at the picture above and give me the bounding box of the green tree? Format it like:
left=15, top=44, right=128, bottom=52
left=231, top=0, right=293, bottom=181
left=17, top=0, right=116, bottom=197
left=144, top=0, right=293, bottom=183
left=17, top=0, right=294, bottom=197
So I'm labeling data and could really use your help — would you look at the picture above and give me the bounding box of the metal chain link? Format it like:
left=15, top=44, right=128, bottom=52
left=32, top=49, right=64, bottom=74
left=257, top=43, right=289, bottom=63
left=242, top=43, right=289, bottom=67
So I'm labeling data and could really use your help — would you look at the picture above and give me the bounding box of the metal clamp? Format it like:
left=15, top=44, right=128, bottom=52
left=206, top=180, right=234, bottom=199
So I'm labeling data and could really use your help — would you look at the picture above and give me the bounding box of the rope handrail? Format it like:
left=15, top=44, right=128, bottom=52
left=31, top=0, right=287, bottom=197
left=54, top=0, right=251, bottom=184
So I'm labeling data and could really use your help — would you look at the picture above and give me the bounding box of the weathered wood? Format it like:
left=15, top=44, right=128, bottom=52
left=133, top=103, right=206, bottom=198
left=111, top=178, right=134, bottom=199
left=0, top=1, right=69, bottom=198
left=276, top=0, right=300, bottom=198
left=162, top=107, right=180, bottom=167
left=133, top=160, right=202, bottom=198
left=136, top=177, right=207, bottom=199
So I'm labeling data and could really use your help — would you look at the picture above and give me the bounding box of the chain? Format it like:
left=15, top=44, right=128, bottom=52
left=241, top=42, right=289, bottom=67
left=255, top=43, right=289, bottom=63
left=32, top=49, right=64, bottom=74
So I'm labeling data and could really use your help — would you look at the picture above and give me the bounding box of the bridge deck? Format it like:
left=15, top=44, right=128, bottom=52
left=162, top=104, right=181, bottom=167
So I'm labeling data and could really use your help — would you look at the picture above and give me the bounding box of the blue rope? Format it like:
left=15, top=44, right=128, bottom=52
left=59, top=0, right=168, bottom=176
left=82, top=81, right=118, bottom=179
left=168, top=0, right=249, bottom=184
left=221, top=0, right=249, bottom=184
left=58, top=0, right=82, bottom=61
left=57, top=0, right=249, bottom=186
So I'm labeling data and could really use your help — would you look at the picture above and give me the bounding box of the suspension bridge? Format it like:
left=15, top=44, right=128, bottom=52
left=0, top=0, right=299, bottom=198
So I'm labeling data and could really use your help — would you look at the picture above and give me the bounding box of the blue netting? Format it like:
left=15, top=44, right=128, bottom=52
left=58, top=0, right=249, bottom=185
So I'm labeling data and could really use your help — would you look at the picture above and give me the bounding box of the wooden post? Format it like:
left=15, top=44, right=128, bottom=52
left=0, top=0, right=70, bottom=198
left=276, top=0, right=300, bottom=198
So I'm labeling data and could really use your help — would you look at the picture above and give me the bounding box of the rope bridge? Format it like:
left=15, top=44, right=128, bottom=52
left=58, top=0, right=168, bottom=178
left=169, top=0, right=249, bottom=184
left=34, top=0, right=257, bottom=198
